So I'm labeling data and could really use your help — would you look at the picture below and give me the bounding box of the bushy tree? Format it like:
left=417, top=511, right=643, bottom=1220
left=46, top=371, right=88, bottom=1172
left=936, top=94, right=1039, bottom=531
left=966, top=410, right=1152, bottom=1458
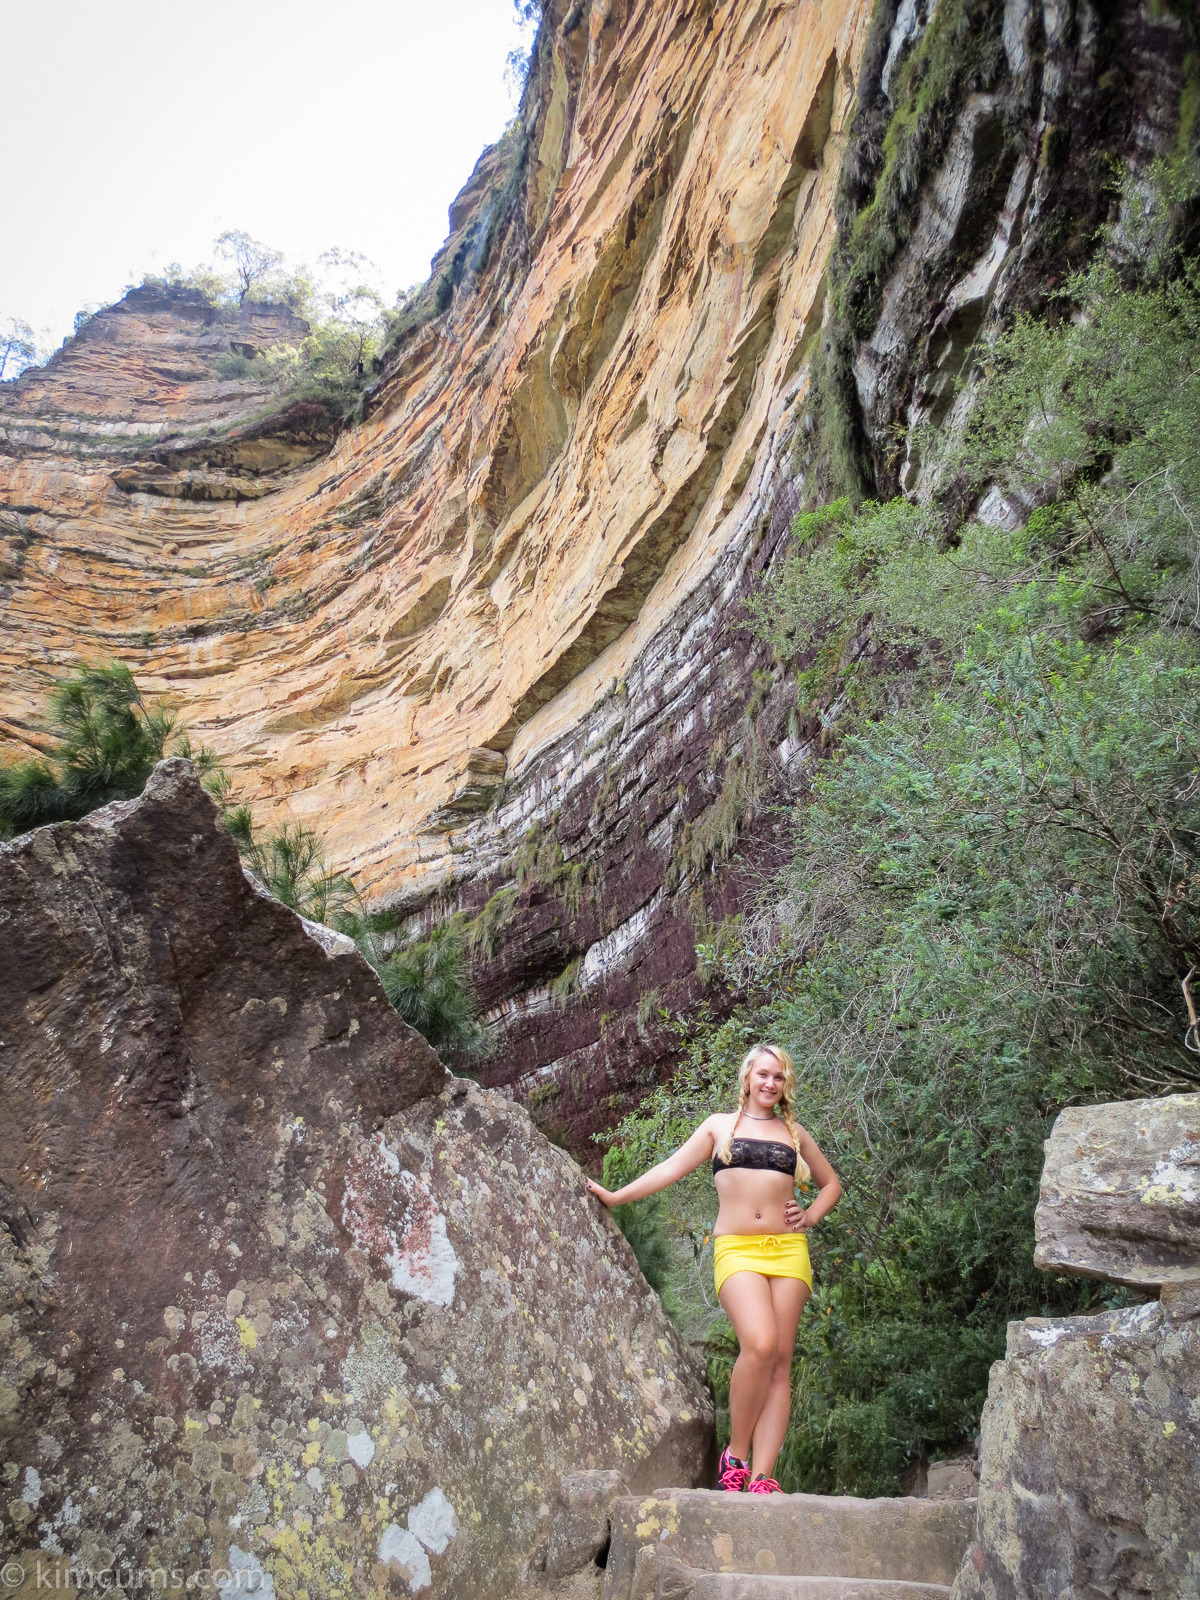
left=137, top=234, right=396, bottom=412
left=505, top=0, right=545, bottom=98
left=262, top=250, right=388, bottom=398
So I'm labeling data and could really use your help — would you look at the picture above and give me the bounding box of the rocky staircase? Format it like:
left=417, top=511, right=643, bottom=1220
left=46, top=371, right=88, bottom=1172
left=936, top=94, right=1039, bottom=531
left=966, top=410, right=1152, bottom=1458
left=601, top=1488, right=976, bottom=1600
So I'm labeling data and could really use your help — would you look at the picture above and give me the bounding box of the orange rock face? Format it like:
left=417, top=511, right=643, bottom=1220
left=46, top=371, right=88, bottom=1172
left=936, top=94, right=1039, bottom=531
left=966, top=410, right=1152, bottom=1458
left=0, top=0, right=871, bottom=905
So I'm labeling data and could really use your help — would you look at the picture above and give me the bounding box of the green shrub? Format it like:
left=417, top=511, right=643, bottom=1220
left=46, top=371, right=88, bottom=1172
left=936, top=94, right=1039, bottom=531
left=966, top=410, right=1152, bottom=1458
left=0, top=664, right=219, bottom=838
left=367, top=922, right=481, bottom=1056
left=601, top=1148, right=674, bottom=1295
left=214, top=351, right=266, bottom=380
left=611, top=1196, right=674, bottom=1295
left=235, top=816, right=354, bottom=925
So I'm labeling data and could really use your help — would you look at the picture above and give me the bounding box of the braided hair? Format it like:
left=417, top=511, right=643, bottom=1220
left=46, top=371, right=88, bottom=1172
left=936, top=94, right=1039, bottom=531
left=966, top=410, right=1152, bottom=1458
left=716, top=1043, right=811, bottom=1183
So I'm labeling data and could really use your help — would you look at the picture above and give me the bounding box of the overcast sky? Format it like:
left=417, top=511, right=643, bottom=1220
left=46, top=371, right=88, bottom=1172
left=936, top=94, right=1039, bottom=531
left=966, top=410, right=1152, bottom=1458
left=1, top=0, right=532, bottom=353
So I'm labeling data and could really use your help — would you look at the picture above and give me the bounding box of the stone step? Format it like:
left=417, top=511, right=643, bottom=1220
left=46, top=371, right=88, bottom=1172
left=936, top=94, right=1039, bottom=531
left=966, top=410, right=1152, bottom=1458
left=653, top=1560, right=952, bottom=1600
left=604, top=1490, right=976, bottom=1600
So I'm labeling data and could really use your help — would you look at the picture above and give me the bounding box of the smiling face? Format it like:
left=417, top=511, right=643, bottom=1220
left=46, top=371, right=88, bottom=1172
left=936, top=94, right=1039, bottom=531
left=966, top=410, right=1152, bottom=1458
left=746, top=1050, right=787, bottom=1114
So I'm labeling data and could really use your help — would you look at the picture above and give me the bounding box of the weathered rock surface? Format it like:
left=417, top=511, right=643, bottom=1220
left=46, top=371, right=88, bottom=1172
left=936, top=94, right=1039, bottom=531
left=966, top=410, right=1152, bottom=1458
left=1033, top=1093, right=1200, bottom=1288
left=950, top=1299, right=1200, bottom=1600
left=603, top=1489, right=976, bottom=1599
left=654, top=1580, right=955, bottom=1600
left=953, top=1089, right=1200, bottom=1600
left=547, top=1470, right=629, bottom=1580
left=0, top=762, right=712, bottom=1593
left=0, top=283, right=311, bottom=435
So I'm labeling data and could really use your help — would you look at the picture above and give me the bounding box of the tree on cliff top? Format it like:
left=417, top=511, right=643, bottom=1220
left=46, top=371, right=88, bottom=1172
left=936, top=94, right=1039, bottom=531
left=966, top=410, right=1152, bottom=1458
left=144, top=236, right=389, bottom=411
left=0, top=316, right=43, bottom=382
left=505, top=0, right=544, bottom=101
left=214, top=230, right=286, bottom=306
left=259, top=249, right=388, bottom=395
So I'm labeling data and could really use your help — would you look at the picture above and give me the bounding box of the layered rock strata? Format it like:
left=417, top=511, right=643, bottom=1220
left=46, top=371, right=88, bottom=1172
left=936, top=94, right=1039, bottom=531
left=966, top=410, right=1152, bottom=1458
left=952, top=1093, right=1200, bottom=1600
left=0, top=0, right=874, bottom=899
left=1, top=0, right=1193, bottom=1151
left=0, top=762, right=711, bottom=1595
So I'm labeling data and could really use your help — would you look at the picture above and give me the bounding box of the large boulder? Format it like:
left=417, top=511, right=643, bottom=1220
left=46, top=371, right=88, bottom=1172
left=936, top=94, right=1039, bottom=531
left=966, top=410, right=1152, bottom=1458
left=1034, top=1094, right=1200, bottom=1287
left=951, top=1298, right=1199, bottom=1600
left=0, top=762, right=712, bottom=1595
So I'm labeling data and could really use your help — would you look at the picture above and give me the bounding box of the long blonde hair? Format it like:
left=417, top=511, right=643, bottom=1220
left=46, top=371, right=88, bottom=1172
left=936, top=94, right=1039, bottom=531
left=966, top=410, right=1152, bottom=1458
left=717, top=1043, right=811, bottom=1184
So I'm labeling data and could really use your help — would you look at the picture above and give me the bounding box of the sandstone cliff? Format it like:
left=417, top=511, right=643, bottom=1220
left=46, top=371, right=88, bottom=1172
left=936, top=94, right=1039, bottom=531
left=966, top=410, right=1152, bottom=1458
left=0, top=0, right=871, bottom=889
left=1, top=0, right=1193, bottom=1149
left=0, top=761, right=711, bottom=1595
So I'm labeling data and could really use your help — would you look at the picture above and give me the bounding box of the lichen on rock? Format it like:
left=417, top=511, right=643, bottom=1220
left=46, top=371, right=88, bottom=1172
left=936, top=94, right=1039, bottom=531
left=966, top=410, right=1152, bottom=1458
left=952, top=1093, right=1200, bottom=1600
left=952, top=1299, right=1200, bottom=1600
left=0, top=762, right=711, bottom=1595
left=1034, top=1094, right=1200, bottom=1288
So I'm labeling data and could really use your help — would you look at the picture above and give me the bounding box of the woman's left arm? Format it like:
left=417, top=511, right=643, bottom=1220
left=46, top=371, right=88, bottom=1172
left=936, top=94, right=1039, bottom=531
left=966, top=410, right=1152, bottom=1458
left=785, top=1127, right=841, bottom=1231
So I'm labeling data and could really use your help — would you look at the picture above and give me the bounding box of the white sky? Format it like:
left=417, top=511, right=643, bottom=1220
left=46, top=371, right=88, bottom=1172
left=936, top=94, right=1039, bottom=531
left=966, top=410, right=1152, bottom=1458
left=1, top=0, right=533, bottom=352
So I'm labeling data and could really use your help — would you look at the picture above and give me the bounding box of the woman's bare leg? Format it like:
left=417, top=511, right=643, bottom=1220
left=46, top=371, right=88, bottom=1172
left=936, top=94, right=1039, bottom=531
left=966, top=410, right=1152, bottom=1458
left=718, top=1272, right=778, bottom=1463
left=749, top=1277, right=809, bottom=1480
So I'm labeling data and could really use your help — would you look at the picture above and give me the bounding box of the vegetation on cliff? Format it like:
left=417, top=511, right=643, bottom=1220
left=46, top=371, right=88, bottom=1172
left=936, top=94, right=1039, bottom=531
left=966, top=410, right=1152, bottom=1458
left=129, top=231, right=395, bottom=417
left=0, top=668, right=482, bottom=1058
left=348, top=918, right=482, bottom=1056
left=604, top=230, right=1200, bottom=1493
left=0, top=664, right=219, bottom=835
left=0, top=316, right=43, bottom=382
left=215, top=801, right=484, bottom=1056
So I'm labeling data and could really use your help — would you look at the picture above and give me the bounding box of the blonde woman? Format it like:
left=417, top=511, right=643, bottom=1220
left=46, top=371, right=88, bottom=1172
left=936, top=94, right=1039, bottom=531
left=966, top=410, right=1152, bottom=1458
left=586, top=1043, right=841, bottom=1493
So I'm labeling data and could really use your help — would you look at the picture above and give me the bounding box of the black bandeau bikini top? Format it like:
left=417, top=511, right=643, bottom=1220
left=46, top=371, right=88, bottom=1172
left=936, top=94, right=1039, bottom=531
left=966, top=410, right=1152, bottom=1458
left=712, top=1136, right=798, bottom=1178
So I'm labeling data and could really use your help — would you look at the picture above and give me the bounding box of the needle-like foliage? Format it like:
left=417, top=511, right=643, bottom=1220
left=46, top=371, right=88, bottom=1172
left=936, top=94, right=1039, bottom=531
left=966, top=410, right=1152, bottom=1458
left=0, top=664, right=219, bottom=837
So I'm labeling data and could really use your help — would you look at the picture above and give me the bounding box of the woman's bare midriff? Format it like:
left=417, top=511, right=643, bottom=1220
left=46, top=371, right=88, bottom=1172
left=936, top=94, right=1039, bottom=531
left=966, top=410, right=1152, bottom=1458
left=713, top=1168, right=797, bottom=1236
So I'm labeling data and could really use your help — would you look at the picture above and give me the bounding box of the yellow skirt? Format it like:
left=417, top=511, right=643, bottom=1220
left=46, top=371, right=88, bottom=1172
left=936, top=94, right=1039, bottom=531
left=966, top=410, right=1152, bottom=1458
left=713, top=1232, right=812, bottom=1296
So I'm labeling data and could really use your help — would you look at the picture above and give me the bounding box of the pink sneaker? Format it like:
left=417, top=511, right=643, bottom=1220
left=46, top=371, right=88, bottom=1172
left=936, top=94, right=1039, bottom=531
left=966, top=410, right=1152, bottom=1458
left=748, top=1475, right=781, bottom=1494
left=716, top=1447, right=750, bottom=1491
